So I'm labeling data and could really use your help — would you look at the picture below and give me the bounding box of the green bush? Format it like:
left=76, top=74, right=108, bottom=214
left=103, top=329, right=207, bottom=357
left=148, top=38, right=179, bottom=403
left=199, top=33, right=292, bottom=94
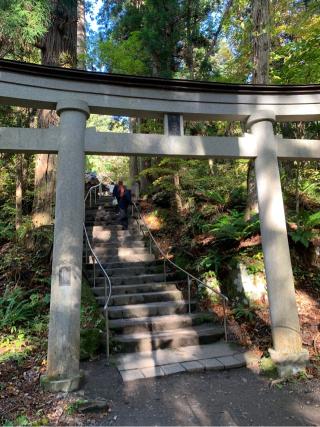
left=0, top=287, right=48, bottom=331
left=203, top=210, right=260, bottom=241
left=289, top=210, right=320, bottom=248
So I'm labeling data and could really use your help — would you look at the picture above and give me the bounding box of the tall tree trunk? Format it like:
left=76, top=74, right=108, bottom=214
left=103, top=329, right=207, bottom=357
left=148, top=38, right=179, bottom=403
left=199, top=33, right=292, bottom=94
left=138, top=157, right=152, bottom=194
left=32, top=0, right=78, bottom=228
left=173, top=172, right=183, bottom=213
left=129, top=117, right=140, bottom=187
left=129, top=157, right=139, bottom=185
left=77, top=0, right=86, bottom=69
left=15, top=154, right=24, bottom=230
left=244, top=0, right=270, bottom=221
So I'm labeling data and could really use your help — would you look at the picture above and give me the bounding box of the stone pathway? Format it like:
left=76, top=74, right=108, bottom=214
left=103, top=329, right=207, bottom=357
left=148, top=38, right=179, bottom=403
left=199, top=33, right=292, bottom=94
left=115, top=341, right=251, bottom=382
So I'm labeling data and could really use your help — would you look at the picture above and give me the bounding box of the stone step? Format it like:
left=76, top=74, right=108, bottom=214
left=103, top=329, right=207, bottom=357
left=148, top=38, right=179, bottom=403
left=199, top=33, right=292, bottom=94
left=103, top=289, right=184, bottom=306
left=85, top=229, right=141, bottom=240
left=115, top=342, right=245, bottom=373
left=109, top=312, right=217, bottom=335
left=85, top=206, right=114, bottom=213
left=90, top=240, right=146, bottom=248
left=85, top=223, right=137, bottom=230
left=85, top=253, right=155, bottom=263
left=113, top=324, right=225, bottom=353
left=91, top=246, right=150, bottom=257
left=108, top=300, right=196, bottom=319
left=85, top=207, right=114, bottom=214
left=92, top=282, right=178, bottom=297
left=93, top=198, right=113, bottom=204
left=85, top=260, right=163, bottom=271
left=88, top=238, right=144, bottom=246
left=107, top=264, right=165, bottom=277
left=87, top=273, right=172, bottom=286
left=85, top=218, right=119, bottom=224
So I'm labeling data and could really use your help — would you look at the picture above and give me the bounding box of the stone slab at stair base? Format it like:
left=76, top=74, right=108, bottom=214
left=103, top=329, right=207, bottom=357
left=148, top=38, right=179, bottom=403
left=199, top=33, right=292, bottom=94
left=269, top=348, right=309, bottom=377
left=40, top=370, right=84, bottom=392
left=117, top=342, right=249, bottom=382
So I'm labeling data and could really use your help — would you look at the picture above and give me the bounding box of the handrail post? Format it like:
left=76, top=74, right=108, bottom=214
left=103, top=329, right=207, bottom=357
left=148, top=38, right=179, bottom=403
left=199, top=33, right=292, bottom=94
left=187, top=275, right=191, bottom=313
left=85, top=237, right=88, bottom=263
left=223, top=298, right=228, bottom=342
left=94, top=187, right=97, bottom=204
left=104, top=276, right=110, bottom=361
left=149, top=236, right=152, bottom=254
left=105, top=308, right=110, bottom=360
left=93, top=257, right=96, bottom=287
left=163, top=259, right=166, bottom=283
left=89, top=190, right=92, bottom=208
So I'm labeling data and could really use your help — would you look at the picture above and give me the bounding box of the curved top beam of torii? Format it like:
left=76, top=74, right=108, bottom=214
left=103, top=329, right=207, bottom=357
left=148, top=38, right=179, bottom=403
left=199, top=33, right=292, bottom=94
left=1, top=59, right=320, bottom=122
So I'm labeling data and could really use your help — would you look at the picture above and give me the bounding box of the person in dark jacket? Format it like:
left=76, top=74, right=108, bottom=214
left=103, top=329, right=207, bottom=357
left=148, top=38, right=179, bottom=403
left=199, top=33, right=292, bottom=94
left=112, top=180, right=122, bottom=203
left=118, top=185, right=131, bottom=230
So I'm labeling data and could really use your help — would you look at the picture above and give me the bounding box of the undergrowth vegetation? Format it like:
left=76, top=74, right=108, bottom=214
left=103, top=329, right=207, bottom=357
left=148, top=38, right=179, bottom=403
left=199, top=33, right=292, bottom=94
left=139, top=156, right=320, bottom=368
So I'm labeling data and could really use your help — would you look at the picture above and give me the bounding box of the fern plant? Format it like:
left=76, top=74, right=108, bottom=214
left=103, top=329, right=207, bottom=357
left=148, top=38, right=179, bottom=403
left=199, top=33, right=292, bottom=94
left=289, top=210, right=320, bottom=247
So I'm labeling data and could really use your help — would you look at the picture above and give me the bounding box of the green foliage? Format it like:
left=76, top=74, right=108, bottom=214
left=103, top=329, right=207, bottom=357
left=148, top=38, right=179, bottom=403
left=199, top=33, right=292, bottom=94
left=232, top=302, right=258, bottom=323
left=198, top=249, right=225, bottom=274
left=259, top=357, right=278, bottom=377
left=65, top=400, right=88, bottom=416
left=0, top=0, right=49, bottom=60
left=80, top=278, right=104, bottom=330
left=271, top=2, right=320, bottom=84
left=0, top=332, right=33, bottom=363
left=0, top=287, right=49, bottom=331
left=98, top=32, right=149, bottom=75
left=289, top=210, right=320, bottom=247
left=203, top=211, right=260, bottom=241
left=86, top=115, right=130, bottom=181
left=3, top=415, right=31, bottom=426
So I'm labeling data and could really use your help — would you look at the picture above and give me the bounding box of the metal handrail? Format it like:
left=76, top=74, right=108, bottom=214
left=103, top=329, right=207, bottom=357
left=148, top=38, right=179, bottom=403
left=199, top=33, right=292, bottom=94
left=84, top=183, right=112, bottom=358
left=131, top=201, right=229, bottom=341
left=84, top=182, right=103, bottom=207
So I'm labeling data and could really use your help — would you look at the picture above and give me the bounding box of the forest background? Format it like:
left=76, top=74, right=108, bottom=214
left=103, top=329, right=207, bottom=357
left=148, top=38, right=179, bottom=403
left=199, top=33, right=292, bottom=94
left=0, top=0, right=320, bottom=424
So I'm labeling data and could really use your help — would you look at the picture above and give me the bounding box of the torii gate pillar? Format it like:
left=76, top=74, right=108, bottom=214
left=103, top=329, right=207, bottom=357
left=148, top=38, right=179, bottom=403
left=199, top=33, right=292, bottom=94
left=247, top=111, right=309, bottom=376
left=41, top=100, right=89, bottom=392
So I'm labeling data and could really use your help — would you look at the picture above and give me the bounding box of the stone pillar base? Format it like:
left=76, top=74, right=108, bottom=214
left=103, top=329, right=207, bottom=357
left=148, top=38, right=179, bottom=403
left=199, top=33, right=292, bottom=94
left=40, top=371, right=84, bottom=392
left=269, top=348, right=309, bottom=378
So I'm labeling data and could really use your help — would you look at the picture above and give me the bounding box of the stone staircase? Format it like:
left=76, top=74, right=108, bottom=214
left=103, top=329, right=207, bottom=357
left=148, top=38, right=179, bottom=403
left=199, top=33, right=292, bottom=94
left=84, top=194, right=225, bottom=355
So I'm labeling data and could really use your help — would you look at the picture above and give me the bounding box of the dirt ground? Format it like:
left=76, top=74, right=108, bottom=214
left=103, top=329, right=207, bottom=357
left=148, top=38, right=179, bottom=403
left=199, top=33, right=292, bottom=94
left=77, top=359, right=320, bottom=426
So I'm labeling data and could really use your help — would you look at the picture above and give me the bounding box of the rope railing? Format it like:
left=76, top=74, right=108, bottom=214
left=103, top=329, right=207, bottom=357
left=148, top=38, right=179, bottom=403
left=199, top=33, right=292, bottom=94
left=131, top=201, right=229, bottom=341
left=84, top=184, right=112, bottom=358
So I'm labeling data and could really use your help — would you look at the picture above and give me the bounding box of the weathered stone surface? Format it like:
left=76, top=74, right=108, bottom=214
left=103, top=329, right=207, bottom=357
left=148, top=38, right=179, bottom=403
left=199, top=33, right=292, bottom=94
left=40, top=371, right=84, bottom=392
left=199, top=358, right=224, bottom=371
left=120, top=369, right=144, bottom=382
left=181, top=361, right=204, bottom=372
left=116, top=342, right=243, bottom=371
left=161, top=363, right=186, bottom=375
left=248, top=113, right=307, bottom=364
left=269, top=348, right=309, bottom=378
left=77, top=399, right=109, bottom=413
left=141, top=367, right=164, bottom=378
left=216, top=355, right=245, bottom=369
left=233, top=262, right=267, bottom=303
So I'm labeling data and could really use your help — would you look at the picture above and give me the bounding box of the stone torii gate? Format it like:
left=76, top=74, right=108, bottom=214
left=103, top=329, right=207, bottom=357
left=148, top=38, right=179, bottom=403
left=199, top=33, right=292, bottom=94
left=1, top=60, right=319, bottom=391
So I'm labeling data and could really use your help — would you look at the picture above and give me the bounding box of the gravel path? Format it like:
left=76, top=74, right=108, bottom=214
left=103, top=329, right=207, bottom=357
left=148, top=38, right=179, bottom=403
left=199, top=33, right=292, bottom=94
left=81, top=359, right=320, bottom=426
